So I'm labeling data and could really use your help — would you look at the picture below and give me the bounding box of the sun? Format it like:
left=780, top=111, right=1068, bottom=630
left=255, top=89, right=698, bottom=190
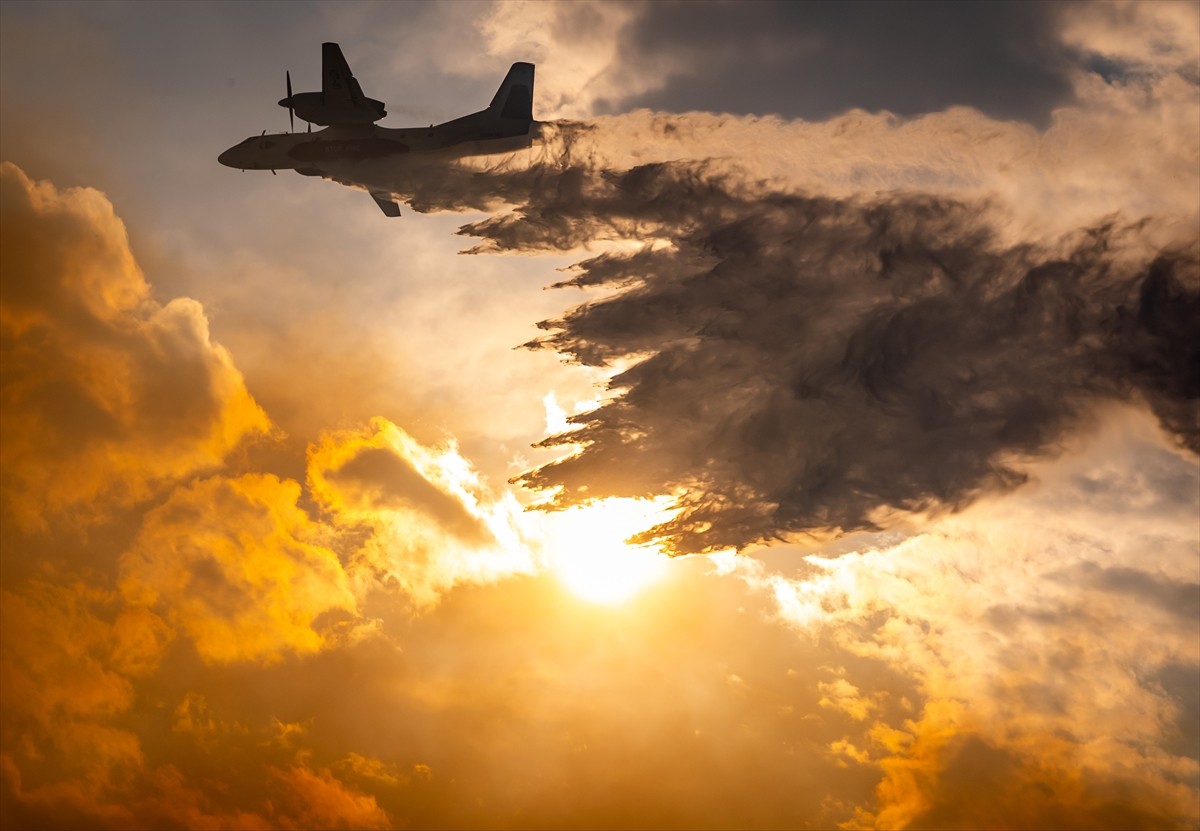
left=540, top=497, right=674, bottom=604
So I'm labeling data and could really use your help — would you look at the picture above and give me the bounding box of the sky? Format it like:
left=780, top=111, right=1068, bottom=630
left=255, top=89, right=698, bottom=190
left=1, top=1, right=1198, bottom=829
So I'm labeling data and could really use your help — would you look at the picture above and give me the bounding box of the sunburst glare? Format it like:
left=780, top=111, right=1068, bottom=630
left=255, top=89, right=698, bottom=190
left=538, top=497, right=675, bottom=604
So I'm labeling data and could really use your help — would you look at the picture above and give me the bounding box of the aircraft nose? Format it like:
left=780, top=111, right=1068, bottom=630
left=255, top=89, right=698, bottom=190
left=217, top=146, right=240, bottom=168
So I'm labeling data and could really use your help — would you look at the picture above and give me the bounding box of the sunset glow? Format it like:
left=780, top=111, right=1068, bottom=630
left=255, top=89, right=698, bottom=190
left=542, top=499, right=673, bottom=604
left=1, top=3, right=1196, bottom=830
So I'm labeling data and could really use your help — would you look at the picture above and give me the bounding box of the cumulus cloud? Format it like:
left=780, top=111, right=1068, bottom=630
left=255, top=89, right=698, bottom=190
left=0, top=162, right=269, bottom=535
left=0, top=163, right=510, bottom=828
left=119, top=473, right=358, bottom=664
left=271, top=764, right=393, bottom=830
left=308, top=418, right=535, bottom=608
left=0, top=579, right=158, bottom=830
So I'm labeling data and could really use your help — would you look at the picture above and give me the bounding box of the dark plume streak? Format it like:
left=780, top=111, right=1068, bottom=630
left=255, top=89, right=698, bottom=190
left=394, top=128, right=1199, bottom=556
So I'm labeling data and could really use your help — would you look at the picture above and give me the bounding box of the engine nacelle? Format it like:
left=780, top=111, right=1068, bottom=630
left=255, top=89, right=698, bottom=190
left=279, top=91, right=386, bottom=127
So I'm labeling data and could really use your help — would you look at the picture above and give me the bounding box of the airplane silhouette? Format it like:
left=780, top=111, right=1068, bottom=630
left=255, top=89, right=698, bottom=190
left=218, top=43, right=536, bottom=216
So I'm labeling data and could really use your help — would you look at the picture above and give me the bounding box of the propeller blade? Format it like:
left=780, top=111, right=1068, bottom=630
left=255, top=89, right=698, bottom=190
left=286, top=71, right=294, bottom=132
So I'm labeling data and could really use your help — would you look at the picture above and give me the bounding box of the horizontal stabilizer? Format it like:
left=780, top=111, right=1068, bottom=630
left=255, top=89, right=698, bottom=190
left=370, top=191, right=401, bottom=217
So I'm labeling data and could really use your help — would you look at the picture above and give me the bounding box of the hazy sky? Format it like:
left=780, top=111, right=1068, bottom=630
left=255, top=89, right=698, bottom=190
left=1, top=2, right=1198, bottom=829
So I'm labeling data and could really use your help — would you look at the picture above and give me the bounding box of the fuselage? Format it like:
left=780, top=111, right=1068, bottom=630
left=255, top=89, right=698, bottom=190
left=217, top=119, right=537, bottom=174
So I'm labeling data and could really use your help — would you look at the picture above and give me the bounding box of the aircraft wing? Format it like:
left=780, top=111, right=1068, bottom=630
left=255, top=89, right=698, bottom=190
left=322, top=42, right=373, bottom=112
left=370, top=191, right=401, bottom=217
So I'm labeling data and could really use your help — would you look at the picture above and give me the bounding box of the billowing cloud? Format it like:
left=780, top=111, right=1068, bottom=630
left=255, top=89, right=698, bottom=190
left=119, top=473, right=358, bottom=664
left=308, top=418, right=535, bottom=608
left=0, top=162, right=269, bottom=535
left=0, top=579, right=160, bottom=830
left=271, top=764, right=392, bottom=831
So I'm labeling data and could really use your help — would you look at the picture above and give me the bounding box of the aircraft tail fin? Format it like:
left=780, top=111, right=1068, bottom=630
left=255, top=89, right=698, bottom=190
left=489, top=62, right=534, bottom=122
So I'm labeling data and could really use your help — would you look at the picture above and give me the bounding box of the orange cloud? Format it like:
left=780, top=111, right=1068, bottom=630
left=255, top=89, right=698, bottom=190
left=0, top=580, right=151, bottom=829
left=119, top=473, right=357, bottom=664
left=271, top=764, right=393, bottom=830
left=0, top=580, right=146, bottom=727
left=0, top=162, right=269, bottom=535
left=865, top=699, right=1198, bottom=830
left=308, top=418, right=535, bottom=607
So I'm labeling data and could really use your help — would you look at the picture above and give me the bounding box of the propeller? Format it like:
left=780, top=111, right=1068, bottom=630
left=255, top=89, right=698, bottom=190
left=285, top=70, right=294, bottom=132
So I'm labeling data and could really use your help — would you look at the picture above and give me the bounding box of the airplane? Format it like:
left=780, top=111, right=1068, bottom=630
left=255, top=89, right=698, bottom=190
left=218, top=43, right=536, bottom=216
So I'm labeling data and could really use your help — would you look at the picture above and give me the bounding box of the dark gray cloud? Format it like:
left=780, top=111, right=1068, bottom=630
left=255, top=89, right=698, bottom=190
left=353, top=128, right=1198, bottom=556
left=605, top=0, right=1076, bottom=126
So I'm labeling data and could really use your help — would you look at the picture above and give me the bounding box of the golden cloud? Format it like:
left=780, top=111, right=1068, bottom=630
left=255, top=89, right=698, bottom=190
left=0, top=580, right=152, bottom=829
left=271, top=765, right=393, bottom=830
left=119, top=473, right=357, bottom=664
left=0, top=162, right=269, bottom=534
left=308, top=418, right=536, bottom=608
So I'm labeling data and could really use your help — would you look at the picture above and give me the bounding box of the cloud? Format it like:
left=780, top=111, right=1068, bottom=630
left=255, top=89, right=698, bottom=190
left=0, top=162, right=269, bottom=535
left=271, top=765, right=393, bottom=830
left=0, top=581, right=143, bottom=728
left=118, top=473, right=358, bottom=664
left=308, top=418, right=536, bottom=608
left=601, top=1, right=1076, bottom=126
left=0, top=579, right=152, bottom=830
left=479, top=0, right=650, bottom=119
left=478, top=1, right=1079, bottom=126
left=860, top=703, right=1198, bottom=830
left=738, top=410, right=1200, bottom=828
left=0, top=570, right=391, bottom=829
left=1060, top=0, right=1200, bottom=76
left=818, top=672, right=880, bottom=722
